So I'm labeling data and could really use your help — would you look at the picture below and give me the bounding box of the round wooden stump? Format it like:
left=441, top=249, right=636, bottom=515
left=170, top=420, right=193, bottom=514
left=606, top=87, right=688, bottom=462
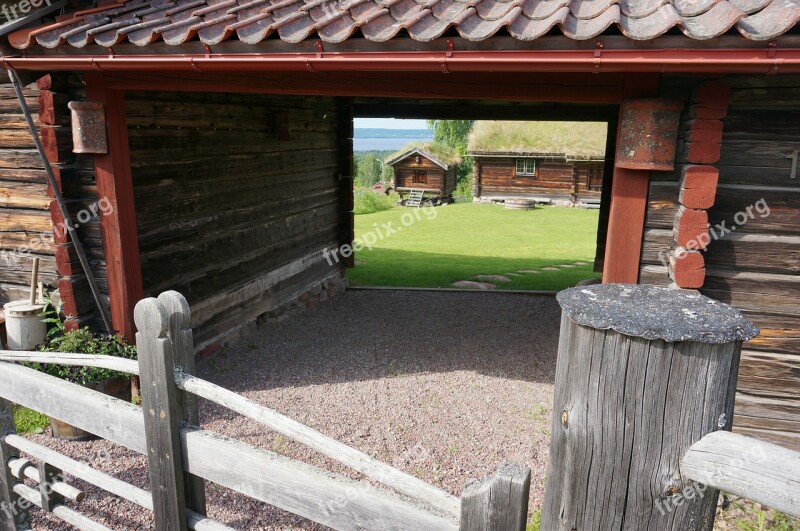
left=542, top=284, right=758, bottom=531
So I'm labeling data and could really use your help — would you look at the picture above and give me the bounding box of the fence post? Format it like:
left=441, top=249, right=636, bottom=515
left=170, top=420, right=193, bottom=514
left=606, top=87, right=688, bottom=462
left=459, top=463, right=530, bottom=531
left=0, top=398, right=30, bottom=531
left=157, top=291, right=206, bottom=515
left=134, top=298, right=188, bottom=531
left=541, top=284, right=759, bottom=531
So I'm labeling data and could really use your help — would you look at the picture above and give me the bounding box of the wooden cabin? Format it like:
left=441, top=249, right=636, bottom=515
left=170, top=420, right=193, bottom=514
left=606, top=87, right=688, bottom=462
left=468, top=121, right=606, bottom=206
left=385, top=144, right=458, bottom=205
left=0, top=0, right=797, bottom=450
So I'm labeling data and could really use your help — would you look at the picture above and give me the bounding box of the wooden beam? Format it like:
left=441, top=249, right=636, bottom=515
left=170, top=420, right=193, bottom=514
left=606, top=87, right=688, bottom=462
left=602, top=73, right=661, bottom=283
left=85, top=73, right=143, bottom=341
left=102, top=71, right=626, bottom=104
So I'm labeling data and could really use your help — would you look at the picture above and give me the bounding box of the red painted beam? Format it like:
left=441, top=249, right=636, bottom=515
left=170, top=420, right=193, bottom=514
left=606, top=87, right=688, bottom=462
left=2, top=48, right=800, bottom=74
left=602, top=73, right=661, bottom=284
left=85, top=73, right=143, bottom=341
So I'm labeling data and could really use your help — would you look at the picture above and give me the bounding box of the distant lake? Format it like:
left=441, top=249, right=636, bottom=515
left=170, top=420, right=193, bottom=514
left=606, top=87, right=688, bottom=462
left=354, top=136, right=433, bottom=151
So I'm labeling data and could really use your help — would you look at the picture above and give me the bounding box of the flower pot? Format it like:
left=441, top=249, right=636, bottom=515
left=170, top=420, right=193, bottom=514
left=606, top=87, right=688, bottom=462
left=50, top=376, right=132, bottom=440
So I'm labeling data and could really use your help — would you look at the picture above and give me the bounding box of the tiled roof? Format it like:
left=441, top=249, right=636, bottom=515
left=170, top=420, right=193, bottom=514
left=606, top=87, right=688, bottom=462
left=9, top=0, right=800, bottom=49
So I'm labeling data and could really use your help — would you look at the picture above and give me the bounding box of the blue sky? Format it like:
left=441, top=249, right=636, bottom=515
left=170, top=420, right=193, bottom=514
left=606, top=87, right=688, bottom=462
left=354, top=118, right=429, bottom=129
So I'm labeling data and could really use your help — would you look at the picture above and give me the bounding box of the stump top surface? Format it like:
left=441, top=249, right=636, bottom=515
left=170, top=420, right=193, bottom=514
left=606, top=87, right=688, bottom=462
left=557, top=284, right=759, bottom=343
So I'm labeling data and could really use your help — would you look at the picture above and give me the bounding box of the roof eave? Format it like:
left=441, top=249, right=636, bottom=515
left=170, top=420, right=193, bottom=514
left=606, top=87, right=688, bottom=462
left=3, top=36, right=800, bottom=74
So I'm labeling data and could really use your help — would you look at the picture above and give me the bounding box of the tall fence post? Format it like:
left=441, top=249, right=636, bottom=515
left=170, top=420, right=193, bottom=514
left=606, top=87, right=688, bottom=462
left=134, top=298, right=188, bottom=531
left=459, top=463, right=530, bottom=531
left=0, top=398, right=29, bottom=530
left=157, top=291, right=206, bottom=515
left=541, top=284, right=758, bottom=531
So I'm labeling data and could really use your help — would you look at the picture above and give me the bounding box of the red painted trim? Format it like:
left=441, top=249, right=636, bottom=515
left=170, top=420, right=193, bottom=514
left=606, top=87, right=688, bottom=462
left=602, top=73, right=661, bottom=284
left=2, top=48, right=800, bottom=73
left=85, top=72, right=143, bottom=341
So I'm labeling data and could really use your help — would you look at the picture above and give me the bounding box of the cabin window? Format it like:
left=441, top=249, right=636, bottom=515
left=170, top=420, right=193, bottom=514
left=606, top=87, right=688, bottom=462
left=515, top=158, right=537, bottom=176
left=412, top=170, right=428, bottom=184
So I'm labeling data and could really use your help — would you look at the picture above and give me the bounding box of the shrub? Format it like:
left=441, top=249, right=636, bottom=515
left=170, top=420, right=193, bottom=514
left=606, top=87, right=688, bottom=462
left=453, top=178, right=474, bottom=203
left=354, top=189, right=398, bottom=215
left=29, top=294, right=137, bottom=386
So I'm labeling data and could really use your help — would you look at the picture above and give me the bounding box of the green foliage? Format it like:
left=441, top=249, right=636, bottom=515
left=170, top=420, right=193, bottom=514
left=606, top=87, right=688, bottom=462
left=13, top=406, right=48, bottom=434
left=386, top=142, right=461, bottom=167
left=354, top=150, right=394, bottom=187
left=453, top=178, right=474, bottom=203
left=30, top=295, right=137, bottom=385
left=353, top=189, right=398, bottom=215
left=723, top=499, right=799, bottom=531
left=426, top=120, right=475, bottom=185
left=527, top=509, right=542, bottom=531
left=468, top=121, right=607, bottom=159
left=346, top=203, right=601, bottom=291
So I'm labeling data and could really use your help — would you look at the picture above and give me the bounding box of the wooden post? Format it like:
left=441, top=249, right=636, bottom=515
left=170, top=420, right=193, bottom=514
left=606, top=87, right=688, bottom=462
left=459, top=463, right=530, bottom=531
left=134, top=298, right=188, bottom=531
left=36, top=462, right=64, bottom=512
left=542, top=284, right=758, bottom=531
left=0, top=398, right=30, bottom=530
left=156, top=291, right=206, bottom=515
left=86, top=73, right=144, bottom=342
left=602, top=73, right=661, bottom=283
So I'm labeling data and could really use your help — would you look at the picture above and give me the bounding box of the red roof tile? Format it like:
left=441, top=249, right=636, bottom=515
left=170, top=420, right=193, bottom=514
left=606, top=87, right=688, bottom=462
left=8, top=0, right=800, bottom=49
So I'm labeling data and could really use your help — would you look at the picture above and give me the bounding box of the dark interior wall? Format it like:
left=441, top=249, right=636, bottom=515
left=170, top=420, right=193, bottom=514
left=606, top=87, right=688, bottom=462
left=640, top=74, right=800, bottom=450
left=126, top=91, right=347, bottom=345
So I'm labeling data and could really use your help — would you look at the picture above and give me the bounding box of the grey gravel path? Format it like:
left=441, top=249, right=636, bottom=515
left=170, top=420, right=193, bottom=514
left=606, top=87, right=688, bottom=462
left=28, top=290, right=562, bottom=530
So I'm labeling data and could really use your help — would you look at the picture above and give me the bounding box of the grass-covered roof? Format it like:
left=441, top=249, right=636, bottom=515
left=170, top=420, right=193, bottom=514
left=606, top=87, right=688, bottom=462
left=385, top=142, right=462, bottom=169
left=468, top=121, right=607, bottom=160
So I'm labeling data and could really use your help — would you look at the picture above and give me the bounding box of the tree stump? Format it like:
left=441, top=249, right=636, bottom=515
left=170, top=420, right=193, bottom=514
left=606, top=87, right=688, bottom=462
left=542, top=284, right=758, bottom=531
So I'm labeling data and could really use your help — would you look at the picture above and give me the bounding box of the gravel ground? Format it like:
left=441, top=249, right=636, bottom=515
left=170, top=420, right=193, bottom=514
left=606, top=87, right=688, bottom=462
left=27, top=290, right=562, bottom=530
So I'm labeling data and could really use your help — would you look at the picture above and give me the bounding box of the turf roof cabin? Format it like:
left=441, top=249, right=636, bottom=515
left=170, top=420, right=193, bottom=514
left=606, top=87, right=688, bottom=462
left=385, top=143, right=459, bottom=206
left=0, top=0, right=798, bottom=450
left=468, top=121, right=606, bottom=206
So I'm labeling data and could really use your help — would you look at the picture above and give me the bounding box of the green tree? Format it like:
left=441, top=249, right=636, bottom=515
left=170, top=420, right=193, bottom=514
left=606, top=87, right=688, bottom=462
left=426, top=120, right=475, bottom=184
left=355, top=152, right=382, bottom=187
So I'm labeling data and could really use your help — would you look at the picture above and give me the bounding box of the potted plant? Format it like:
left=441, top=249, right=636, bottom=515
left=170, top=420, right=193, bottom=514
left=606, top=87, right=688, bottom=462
left=29, top=294, right=137, bottom=440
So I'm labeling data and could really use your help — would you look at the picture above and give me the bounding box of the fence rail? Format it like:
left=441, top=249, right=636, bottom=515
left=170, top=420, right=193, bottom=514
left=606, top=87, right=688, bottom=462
left=0, top=290, right=530, bottom=531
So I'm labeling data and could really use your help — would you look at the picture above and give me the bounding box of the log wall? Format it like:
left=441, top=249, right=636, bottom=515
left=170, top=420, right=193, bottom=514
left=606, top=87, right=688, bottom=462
left=392, top=154, right=455, bottom=196
left=640, top=74, right=800, bottom=450
left=0, top=73, right=107, bottom=331
left=474, top=156, right=602, bottom=202
left=126, top=91, right=347, bottom=346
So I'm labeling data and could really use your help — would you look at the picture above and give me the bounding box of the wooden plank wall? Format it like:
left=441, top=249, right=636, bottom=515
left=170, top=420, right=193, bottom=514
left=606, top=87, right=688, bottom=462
left=476, top=157, right=602, bottom=201
left=0, top=78, right=57, bottom=303
left=393, top=155, right=446, bottom=194
left=640, top=74, right=800, bottom=450
left=0, top=73, right=108, bottom=330
left=125, top=91, right=345, bottom=346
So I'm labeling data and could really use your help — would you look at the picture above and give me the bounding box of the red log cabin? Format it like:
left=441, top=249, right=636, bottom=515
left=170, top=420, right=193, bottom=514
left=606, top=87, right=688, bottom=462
left=386, top=143, right=458, bottom=205
left=469, top=121, right=606, bottom=206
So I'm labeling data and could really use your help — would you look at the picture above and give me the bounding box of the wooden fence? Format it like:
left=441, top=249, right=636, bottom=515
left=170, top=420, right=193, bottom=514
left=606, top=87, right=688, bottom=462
left=0, top=291, right=530, bottom=531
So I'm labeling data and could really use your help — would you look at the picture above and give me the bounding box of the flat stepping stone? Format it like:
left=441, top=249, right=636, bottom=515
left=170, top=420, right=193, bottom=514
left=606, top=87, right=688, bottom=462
left=574, top=261, right=587, bottom=266
left=559, top=264, right=576, bottom=268
left=542, top=267, right=559, bottom=271
left=453, top=280, right=496, bottom=290
left=505, top=272, right=523, bottom=277
left=475, top=274, right=512, bottom=283
left=516, top=269, right=540, bottom=274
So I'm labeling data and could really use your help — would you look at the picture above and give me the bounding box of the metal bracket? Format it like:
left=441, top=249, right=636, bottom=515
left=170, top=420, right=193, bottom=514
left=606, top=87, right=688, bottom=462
left=446, top=38, right=454, bottom=57
left=316, top=40, right=324, bottom=58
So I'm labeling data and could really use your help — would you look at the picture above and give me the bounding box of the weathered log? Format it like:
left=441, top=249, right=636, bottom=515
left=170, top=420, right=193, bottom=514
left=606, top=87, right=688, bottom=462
left=681, top=431, right=800, bottom=517
left=135, top=298, right=188, bottom=531
left=459, top=463, right=530, bottom=531
left=0, top=398, right=30, bottom=530
left=542, top=284, right=758, bottom=531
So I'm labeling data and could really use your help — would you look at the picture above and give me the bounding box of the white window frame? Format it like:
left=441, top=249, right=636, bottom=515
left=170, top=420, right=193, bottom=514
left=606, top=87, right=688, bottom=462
left=515, top=158, right=537, bottom=176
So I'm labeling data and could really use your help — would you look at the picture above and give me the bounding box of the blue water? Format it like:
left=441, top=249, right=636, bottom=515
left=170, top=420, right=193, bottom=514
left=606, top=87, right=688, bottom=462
left=354, top=136, right=433, bottom=151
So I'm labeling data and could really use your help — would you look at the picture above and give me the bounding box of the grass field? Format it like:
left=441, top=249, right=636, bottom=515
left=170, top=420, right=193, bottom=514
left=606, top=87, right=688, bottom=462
left=345, top=203, right=601, bottom=291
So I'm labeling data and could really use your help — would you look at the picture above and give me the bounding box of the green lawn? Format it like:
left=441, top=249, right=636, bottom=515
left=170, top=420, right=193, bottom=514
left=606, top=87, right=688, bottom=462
left=346, top=203, right=601, bottom=291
